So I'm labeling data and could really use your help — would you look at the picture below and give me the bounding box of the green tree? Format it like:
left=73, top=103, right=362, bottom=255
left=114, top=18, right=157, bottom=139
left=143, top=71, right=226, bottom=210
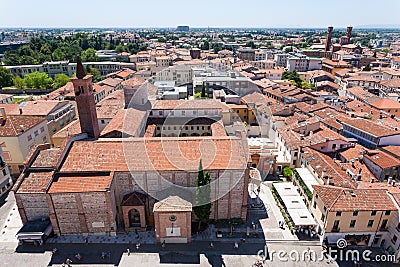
left=52, top=74, right=71, bottom=88
left=283, top=167, right=293, bottom=178
left=193, top=159, right=212, bottom=230
left=24, top=72, right=53, bottom=89
left=282, top=71, right=302, bottom=87
left=52, top=48, right=66, bottom=61
left=13, top=76, right=25, bottom=89
left=81, top=48, right=98, bottom=62
left=363, top=64, right=372, bottom=71
left=86, top=66, right=103, bottom=82
left=0, top=67, right=14, bottom=89
left=200, top=83, right=207, bottom=98
left=201, top=41, right=210, bottom=50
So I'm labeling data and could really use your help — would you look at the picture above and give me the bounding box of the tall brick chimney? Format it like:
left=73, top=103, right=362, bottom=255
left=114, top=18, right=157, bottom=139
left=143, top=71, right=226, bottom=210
left=71, top=57, right=100, bottom=139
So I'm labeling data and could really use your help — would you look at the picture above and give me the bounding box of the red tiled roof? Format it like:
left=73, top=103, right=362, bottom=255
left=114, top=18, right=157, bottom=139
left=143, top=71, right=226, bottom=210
left=364, top=150, right=400, bottom=169
left=60, top=137, right=248, bottom=172
left=100, top=108, right=147, bottom=137
left=0, top=115, right=46, bottom=137
left=18, top=172, right=53, bottom=193
left=48, top=173, right=113, bottom=193
left=370, top=98, right=400, bottom=109
left=313, top=185, right=396, bottom=212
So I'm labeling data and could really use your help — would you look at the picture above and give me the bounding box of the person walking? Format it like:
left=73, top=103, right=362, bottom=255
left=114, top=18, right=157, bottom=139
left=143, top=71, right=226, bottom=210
left=65, top=258, right=72, bottom=267
left=127, top=248, right=130, bottom=256
left=210, top=242, right=214, bottom=249
left=234, top=242, right=239, bottom=249
left=162, top=240, right=166, bottom=248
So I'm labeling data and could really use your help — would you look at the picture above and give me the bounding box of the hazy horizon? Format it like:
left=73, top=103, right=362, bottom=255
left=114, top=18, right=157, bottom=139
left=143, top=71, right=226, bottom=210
left=1, top=0, right=400, bottom=29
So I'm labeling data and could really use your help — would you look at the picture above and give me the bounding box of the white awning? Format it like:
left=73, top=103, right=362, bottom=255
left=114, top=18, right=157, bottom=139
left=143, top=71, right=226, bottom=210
left=273, top=182, right=317, bottom=226
left=295, top=168, right=320, bottom=193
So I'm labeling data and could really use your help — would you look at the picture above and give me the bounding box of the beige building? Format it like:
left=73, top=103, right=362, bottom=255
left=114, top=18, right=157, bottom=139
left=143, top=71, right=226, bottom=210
left=0, top=115, right=50, bottom=174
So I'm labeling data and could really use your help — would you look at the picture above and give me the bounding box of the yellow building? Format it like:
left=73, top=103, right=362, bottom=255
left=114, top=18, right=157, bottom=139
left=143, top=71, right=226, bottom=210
left=311, top=185, right=396, bottom=247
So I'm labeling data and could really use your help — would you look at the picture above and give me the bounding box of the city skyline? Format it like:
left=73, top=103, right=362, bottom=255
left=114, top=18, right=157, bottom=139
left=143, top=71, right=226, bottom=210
left=1, top=0, right=400, bottom=28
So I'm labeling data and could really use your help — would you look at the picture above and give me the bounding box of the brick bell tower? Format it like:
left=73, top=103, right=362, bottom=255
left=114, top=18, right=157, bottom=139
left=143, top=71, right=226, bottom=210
left=71, top=57, right=100, bottom=139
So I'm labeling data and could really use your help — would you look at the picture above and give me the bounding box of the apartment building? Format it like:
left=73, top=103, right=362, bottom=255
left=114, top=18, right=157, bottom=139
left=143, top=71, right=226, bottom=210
left=311, top=185, right=396, bottom=247
left=341, top=118, right=400, bottom=149
left=6, top=61, right=135, bottom=78
left=286, top=54, right=322, bottom=72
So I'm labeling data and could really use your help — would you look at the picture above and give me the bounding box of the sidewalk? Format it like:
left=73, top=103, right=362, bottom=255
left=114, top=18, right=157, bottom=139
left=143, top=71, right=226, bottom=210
left=258, top=182, right=298, bottom=241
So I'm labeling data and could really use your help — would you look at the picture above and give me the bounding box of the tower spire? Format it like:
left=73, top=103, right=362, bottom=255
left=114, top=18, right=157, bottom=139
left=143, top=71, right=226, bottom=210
left=76, top=56, right=87, bottom=79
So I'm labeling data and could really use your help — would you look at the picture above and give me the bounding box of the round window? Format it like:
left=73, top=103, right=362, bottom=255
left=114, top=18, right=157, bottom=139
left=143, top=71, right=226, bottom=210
left=169, top=215, right=177, bottom=222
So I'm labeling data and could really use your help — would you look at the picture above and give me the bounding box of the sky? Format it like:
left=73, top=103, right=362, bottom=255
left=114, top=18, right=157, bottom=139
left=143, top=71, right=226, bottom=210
left=1, top=0, right=400, bottom=28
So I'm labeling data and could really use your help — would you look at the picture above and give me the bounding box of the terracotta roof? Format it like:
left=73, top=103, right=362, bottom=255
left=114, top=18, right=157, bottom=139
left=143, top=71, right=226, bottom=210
left=97, top=77, right=123, bottom=88
left=313, top=185, right=396, bottom=212
left=151, top=99, right=231, bottom=112
left=346, top=75, right=379, bottom=83
left=339, top=144, right=365, bottom=162
left=382, top=146, right=400, bottom=159
left=364, top=150, right=400, bottom=169
left=121, top=77, right=147, bottom=88
left=380, top=79, right=400, bottom=89
left=0, top=115, right=46, bottom=137
left=153, top=196, right=192, bottom=212
left=241, top=92, right=275, bottom=106
left=31, top=148, right=63, bottom=168
left=48, top=172, right=113, bottom=193
left=60, top=137, right=248, bottom=172
left=52, top=119, right=82, bottom=140
left=100, top=108, right=147, bottom=137
left=341, top=118, right=400, bottom=137
left=17, top=172, right=53, bottom=193
left=370, top=98, right=400, bottom=109
left=0, top=100, right=69, bottom=117
left=302, top=147, right=355, bottom=189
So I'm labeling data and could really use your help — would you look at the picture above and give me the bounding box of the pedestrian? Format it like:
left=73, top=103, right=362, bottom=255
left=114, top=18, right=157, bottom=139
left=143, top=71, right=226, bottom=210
left=84, top=237, right=88, bottom=245
left=210, top=242, right=214, bottom=249
left=101, top=251, right=105, bottom=259
left=234, top=242, right=239, bottom=249
left=136, top=242, right=141, bottom=250
left=127, top=248, right=130, bottom=256
left=107, top=251, right=111, bottom=260
left=162, top=240, right=166, bottom=248
left=65, top=258, right=72, bottom=267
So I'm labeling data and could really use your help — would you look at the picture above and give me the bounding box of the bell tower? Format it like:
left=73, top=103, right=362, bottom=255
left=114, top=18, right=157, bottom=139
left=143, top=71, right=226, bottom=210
left=71, top=57, right=100, bottom=139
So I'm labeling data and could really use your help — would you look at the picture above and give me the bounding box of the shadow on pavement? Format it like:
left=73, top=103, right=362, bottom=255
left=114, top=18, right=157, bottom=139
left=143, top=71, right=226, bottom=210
left=15, top=241, right=266, bottom=266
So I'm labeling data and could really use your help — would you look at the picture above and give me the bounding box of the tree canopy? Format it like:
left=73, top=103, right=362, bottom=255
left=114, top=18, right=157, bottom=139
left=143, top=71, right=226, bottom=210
left=0, top=67, right=14, bottom=89
left=52, top=74, right=71, bottom=89
left=24, top=72, right=53, bottom=89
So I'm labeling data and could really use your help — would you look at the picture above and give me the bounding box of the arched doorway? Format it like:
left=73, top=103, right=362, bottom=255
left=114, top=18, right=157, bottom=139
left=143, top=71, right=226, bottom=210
left=128, top=209, right=141, bottom=228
